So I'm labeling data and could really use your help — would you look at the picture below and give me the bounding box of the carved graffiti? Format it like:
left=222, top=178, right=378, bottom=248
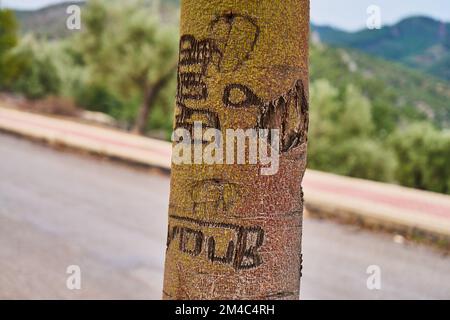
left=175, top=13, right=260, bottom=133
left=209, top=13, right=260, bottom=73
left=257, top=79, right=309, bottom=152
left=192, top=179, right=240, bottom=215
left=176, top=11, right=308, bottom=154
left=175, top=103, right=221, bottom=132
left=177, top=34, right=220, bottom=103
left=178, top=34, right=219, bottom=71
left=167, top=216, right=265, bottom=270
left=222, top=84, right=262, bottom=108
left=221, top=79, right=309, bottom=153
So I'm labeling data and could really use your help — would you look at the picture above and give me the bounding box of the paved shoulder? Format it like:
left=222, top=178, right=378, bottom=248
left=0, top=134, right=449, bottom=299
left=1, top=106, right=449, bottom=240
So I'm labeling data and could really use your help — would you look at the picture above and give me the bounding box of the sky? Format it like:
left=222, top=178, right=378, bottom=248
left=2, top=0, right=450, bottom=31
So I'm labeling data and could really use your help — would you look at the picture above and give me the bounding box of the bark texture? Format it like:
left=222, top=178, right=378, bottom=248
left=163, top=0, right=309, bottom=300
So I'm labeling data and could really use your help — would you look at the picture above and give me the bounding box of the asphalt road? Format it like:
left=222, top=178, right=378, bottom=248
left=0, top=133, right=449, bottom=300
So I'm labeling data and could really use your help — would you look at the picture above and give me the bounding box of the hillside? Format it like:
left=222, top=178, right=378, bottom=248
left=11, top=1, right=450, bottom=128
left=312, top=16, right=450, bottom=81
left=310, top=43, right=450, bottom=129
left=15, top=2, right=450, bottom=82
left=13, top=0, right=179, bottom=38
left=14, top=1, right=85, bottom=39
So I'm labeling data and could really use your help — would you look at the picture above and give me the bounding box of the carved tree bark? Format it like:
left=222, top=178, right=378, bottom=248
left=163, top=0, right=309, bottom=300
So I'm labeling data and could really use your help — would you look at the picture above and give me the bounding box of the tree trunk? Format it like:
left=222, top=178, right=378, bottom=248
left=133, top=67, right=176, bottom=135
left=163, top=0, right=310, bottom=300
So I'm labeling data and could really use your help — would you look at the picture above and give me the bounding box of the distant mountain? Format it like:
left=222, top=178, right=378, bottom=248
left=310, top=42, right=450, bottom=129
left=17, top=3, right=450, bottom=81
left=12, top=0, right=179, bottom=39
left=312, top=16, right=450, bottom=81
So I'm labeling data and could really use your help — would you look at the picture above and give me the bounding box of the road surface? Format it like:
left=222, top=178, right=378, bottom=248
left=2, top=105, right=449, bottom=239
left=0, top=133, right=449, bottom=299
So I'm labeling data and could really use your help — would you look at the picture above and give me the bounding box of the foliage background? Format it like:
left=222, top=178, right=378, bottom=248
left=0, top=0, right=449, bottom=194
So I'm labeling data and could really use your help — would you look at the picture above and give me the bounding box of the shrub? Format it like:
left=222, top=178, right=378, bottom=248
left=389, top=123, right=450, bottom=194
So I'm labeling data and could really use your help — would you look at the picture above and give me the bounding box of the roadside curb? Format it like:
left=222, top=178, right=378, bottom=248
left=1, top=105, right=449, bottom=247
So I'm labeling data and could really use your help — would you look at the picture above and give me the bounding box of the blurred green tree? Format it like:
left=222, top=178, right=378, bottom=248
left=6, top=36, right=61, bottom=99
left=339, top=84, right=374, bottom=137
left=0, top=9, right=19, bottom=88
left=330, top=138, right=397, bottom=182
left=389, top=123, right=450, bottom=193
left=308, top=79, right=398, bottom=182
left=77, top=0, right=178, bottom=134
